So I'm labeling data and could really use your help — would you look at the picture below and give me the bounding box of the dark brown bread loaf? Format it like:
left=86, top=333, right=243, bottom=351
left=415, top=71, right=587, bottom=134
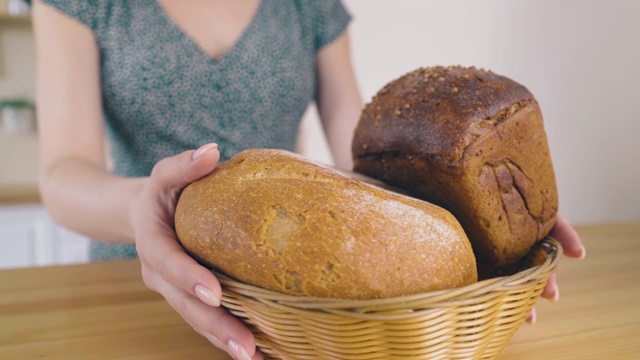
left=175, top=149, right=477, bottom=299
left=352, top=66, right=558, bottom=268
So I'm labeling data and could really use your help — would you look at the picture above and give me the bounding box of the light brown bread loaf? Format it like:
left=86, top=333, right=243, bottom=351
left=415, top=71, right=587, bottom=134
left=352, top=66, right=558, bottom=268
left=175, top=149, right=477, bottom=299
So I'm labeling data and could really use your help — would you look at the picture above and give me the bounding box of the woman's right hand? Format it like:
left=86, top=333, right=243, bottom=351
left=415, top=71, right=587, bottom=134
left=33, top=3, right=260, bottom=357
left=130, top=143, right=262, bottom=360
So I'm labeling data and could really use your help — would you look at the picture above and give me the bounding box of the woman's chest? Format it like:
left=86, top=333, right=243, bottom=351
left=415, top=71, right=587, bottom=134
left=93, top=0, right=318, bottom=140
left=154, top=0, right=262, bottom=60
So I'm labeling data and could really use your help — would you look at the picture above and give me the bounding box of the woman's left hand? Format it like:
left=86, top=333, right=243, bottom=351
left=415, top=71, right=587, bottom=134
left=527, top=212, right=586, bottom=324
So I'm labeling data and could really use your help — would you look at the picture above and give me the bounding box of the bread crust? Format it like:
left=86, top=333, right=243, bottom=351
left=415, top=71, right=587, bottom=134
left=352, top=66, right=558, bottom=267
left=175, top=149, right=477, bottom=299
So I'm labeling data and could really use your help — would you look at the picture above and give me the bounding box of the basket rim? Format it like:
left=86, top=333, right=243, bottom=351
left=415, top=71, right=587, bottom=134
left=216, top=236, right=562, bottom=310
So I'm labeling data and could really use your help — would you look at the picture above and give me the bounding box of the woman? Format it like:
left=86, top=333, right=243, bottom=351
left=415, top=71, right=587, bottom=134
left=31, top=1, right=584, bottom=359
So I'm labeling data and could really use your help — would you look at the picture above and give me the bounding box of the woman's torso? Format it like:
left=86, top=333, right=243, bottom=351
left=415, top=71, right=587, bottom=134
left=41, top=0, right=351, bottom=260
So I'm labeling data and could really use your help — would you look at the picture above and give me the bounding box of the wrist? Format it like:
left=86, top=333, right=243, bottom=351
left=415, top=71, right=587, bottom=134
left=126, top=176, right=150, bottom=243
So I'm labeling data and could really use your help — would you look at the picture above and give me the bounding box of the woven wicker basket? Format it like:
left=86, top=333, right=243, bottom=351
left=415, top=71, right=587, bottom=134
left=218, top=237, right=561, bottom=360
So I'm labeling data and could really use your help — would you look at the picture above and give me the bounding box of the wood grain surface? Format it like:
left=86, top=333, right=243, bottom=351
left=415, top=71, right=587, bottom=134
left=0, top=222, right=638, bottom=359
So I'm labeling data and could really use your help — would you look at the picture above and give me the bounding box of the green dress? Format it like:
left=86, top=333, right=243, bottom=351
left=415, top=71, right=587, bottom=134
left=42, top=0, right=351, bottom=261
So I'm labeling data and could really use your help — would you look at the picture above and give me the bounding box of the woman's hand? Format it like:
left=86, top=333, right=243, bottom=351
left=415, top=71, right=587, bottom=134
left=131, top=143, right=262, bottom=360
left=527, top=212, right=586, bottom=324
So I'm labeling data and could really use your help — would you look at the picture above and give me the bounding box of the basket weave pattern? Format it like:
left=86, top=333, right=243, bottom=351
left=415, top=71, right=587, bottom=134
left=218, top=237, right=561, bottom=360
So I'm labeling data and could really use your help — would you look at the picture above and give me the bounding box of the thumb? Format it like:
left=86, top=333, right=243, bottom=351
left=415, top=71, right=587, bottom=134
left=150, top=143, right=220, bottom=192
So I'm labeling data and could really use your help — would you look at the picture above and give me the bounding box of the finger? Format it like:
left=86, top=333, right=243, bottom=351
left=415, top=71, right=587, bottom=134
left=149, top=272, right=262, bottom=360
left=202, top=333, right=228, bottom=354
left=149, top=143, right=220, bottom=193
left=526, top=308, right=537, bottom=325
left=138, top=232, right=222, bottom=307
left=541, top=273, right=559, bottom=303
left=202, top=334, right=263, bottom=360
left=550, top=212, right=586, bottom=259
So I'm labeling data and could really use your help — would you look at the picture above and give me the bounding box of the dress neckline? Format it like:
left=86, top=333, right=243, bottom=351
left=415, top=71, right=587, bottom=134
left=152, top=0, right=265, bottom=64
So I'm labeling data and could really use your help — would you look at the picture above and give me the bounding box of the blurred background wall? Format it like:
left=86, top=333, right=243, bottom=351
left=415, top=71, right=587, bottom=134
left=298, top=0, right=640, bottom=226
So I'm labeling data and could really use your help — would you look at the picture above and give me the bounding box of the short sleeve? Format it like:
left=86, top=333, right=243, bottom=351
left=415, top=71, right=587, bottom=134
left=40, top=0, right=99, bottom=31
left=311, top=0, right=352, bottom=51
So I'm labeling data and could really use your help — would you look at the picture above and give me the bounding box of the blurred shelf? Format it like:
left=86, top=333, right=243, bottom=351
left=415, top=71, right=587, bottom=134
left=0, top=185, right=41, bottom=205
left=0, top=14, right=31, bottom=26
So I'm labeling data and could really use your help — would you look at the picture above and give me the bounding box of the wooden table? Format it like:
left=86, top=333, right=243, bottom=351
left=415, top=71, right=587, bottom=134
left=1, top=223, right=638, bottom=359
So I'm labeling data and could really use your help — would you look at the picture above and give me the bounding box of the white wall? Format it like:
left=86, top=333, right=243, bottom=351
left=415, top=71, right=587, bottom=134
left=298, top=0, right=640, bottom=226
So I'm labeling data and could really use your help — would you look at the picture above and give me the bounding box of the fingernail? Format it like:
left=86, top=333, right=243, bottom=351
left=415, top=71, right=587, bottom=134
left=526, top=309, right=536, bottom=325
left=227, top=338, right=252, bottom=360
left=192, top=143, right=218, bottom=160
left=194, top=284, right=220, bottom=307
left=553, top=287, right=560, bottom=303
left=578, top=246, right=587, bottom=260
